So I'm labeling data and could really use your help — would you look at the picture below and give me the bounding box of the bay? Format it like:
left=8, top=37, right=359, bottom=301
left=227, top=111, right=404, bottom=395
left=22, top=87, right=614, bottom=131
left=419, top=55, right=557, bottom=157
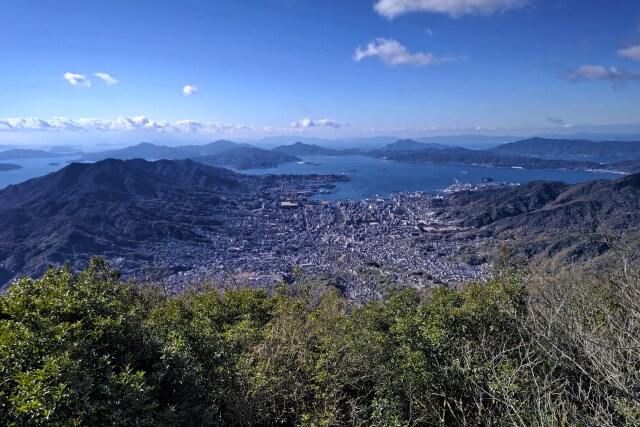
left=0, top=154, right=623, bottom=200
left=243, top=155, right=623, bottom=200
left=0, top=156, right=81, bottom=189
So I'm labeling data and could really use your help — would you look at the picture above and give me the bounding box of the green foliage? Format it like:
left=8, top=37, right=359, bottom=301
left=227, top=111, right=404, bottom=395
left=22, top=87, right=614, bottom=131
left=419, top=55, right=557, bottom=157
left=0, top=258, right=156, bottom=426
left=0, top=258, right=638, bottom=426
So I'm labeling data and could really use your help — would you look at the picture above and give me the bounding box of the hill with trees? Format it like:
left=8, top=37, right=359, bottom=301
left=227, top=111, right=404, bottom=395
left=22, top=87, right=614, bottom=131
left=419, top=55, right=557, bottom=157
left=436, top=174, right=640, bottom=264
left=0, top=159, right=243, bottom=287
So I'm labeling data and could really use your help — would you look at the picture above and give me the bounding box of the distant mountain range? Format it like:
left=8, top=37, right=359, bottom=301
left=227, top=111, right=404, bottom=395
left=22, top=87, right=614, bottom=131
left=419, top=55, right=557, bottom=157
left=371, top=145, right=604, bottom=170
left=0, top=163, right=21, bottom=171
left=489, top=137, right=640, bottom=159
left=245, top=134, right=517, bottom=149
left=273, top=141, right=362, bottom=156
left=412, top=134, right=517, bottom=149
left=80, top=140, right=252, bottom=161
left=381, top=139, right=450, bottom=151
left=0, top=149, right=79, bottom=161
left=192, top=147, right=300, bottom=170
left=243, top=135, right=400, bottom=150
left=55, top=136, right=640, bottom=173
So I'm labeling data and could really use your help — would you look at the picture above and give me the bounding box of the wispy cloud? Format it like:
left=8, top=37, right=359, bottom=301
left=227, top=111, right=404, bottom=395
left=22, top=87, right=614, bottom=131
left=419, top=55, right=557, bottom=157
left=564, top=65, right=640, bottom=86
left=618, top=45, right=640, bottom=62
left=63, top=72, right=91, bottom=87
left=354, top=38, right=462, bottom=67
left=289, top=118, right=350, bottom=128
left=547, top=117, right=573, bottom=128
left=0, top=116, right=351, bottom=134
left=374, top=0, right=530, bottom=19
left=425, top=28, right=434, bottom=36
left=182, top=85, right=198, bottom=95
left=93, top=72, right=119, bottom=85
left=0, top=116, right=217, bottom=133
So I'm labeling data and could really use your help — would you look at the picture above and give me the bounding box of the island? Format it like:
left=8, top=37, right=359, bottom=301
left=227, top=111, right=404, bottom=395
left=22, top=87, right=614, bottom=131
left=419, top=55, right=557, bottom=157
left=0, top=163, right=22, bottom=171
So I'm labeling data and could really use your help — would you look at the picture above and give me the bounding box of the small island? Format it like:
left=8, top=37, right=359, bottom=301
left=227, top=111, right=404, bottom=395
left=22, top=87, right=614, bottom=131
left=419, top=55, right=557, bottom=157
left=0, top=163, right=22, bottom=172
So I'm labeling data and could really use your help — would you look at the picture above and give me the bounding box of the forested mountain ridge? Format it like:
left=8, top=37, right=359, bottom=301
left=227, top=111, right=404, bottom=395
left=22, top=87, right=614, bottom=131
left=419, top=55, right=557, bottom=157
left=371, top=146, right=604, bottom=170
left=489, top=137, right=640, bottom=159
left=192, top=147, right=300, bottom=169
left=0, top=159, right=243, bottom=287
left=438, top=174, right=640, bottom=262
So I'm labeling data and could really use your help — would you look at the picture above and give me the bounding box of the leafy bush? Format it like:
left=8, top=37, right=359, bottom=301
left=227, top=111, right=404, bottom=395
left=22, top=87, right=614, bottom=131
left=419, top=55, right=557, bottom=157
left=0, top=257, right=638, bottom=426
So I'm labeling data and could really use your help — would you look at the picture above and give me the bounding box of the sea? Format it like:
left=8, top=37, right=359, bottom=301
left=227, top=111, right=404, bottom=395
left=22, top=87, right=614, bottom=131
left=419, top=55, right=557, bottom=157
left=0, top=156, right=82, bottom=189
left=243, top=155, right=623, bottom=200
left=0, top=155, right=623, bottom=200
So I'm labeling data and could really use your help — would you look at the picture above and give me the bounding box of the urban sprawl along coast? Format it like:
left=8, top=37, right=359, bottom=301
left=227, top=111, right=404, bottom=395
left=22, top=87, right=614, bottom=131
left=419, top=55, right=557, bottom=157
left=133, top=177, right=506, bottom=299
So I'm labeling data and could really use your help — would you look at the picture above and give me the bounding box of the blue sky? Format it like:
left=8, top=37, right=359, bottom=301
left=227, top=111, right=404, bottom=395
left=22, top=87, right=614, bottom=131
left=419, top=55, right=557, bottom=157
left=1, top=0, right=640, bottom=145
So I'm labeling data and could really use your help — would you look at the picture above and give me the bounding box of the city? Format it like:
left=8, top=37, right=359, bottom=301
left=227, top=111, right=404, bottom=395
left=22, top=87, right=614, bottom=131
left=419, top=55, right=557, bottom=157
left=137, top=181, right=492, bottom=298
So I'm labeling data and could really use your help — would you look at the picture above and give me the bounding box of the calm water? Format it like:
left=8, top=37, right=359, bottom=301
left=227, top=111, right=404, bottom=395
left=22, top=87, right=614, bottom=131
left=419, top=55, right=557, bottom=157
left=244, top=155, right=623, bottom=200
left=0, top=155, right=623, bottom=199
left=0, top=156, right=82, bottom=189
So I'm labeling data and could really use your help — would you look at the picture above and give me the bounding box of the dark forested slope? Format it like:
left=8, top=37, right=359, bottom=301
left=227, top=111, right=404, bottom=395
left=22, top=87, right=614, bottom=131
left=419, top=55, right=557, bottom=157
left=439, top=174, right=640, bottom=260
left=0, top=159, right=241, bottom=287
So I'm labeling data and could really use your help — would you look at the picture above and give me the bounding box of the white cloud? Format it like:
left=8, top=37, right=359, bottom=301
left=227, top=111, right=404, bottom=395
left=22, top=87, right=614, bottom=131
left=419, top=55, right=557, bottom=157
left=289, top=118, right=350, bottom=128
left=0, top=116, right=213, bottom=133
left=565, top=65, right=640, bottom=85
left=425, top=28, right=434, bottom=36
left=0, top=116, right=298, bottom=135
left=0, top=116, right=354, bottom=135
left=374, top=0, right=530, bottom=18
left=1, top=118, right=52, bottom=130
left=182, top=85, right=198, bottom=95
left=547, top=117, right=573, bottom=128
left=0, top=116, right=350, bottom=134
left=618, top=45, right=640, bottom=62
left=354, top=38, right=461, bottom=67
left=63, top=72, right=91, bottom=87
left=93, top=72, right=119, bottom=85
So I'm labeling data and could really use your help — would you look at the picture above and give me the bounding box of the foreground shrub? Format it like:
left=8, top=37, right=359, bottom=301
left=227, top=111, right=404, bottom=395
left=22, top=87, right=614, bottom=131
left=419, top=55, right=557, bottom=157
left=0, top=257, right=638, bottom=425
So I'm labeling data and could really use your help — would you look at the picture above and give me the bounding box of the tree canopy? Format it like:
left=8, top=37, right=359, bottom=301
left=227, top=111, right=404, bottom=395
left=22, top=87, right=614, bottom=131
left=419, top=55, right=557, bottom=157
left=0, top=257, right=638, bottom=426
